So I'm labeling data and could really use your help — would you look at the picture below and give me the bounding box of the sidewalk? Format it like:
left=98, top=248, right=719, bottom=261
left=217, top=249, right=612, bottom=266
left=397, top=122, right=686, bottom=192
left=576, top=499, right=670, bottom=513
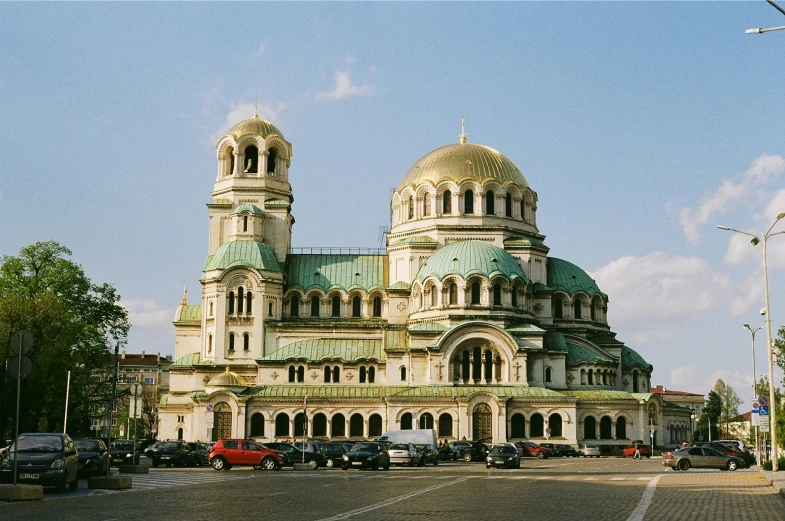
left=759, top=468, right=785, bottom=498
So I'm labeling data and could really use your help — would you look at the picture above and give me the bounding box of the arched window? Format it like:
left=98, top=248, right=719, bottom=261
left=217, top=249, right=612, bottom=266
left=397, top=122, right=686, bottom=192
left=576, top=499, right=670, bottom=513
left=584, top=416, right=596, bottom=440
left=226, top=146, right=235, bottom=177
left=401, top=413, right=413, bottom=430
left=400, top=366, right=407, bottom=381
left=290, top=295, right=300, bottom=317
left=464, top=190, right=474, bottom=214
left=530, top=413, right=544, bottom=437
left=442, top=190, right=452, bottom=214
left=493, top=283, right=501, bottom=306
left=333, top=366, right=340, bottom=382
left=267, top=148, right=277, bottom=175
left=591, top=301, right=597, bottom=321
left=511, top=288, right=518, bottom=308
left=545, top=367, right=552, bottom=382
left=553, top=297, right=563, bottom=319
left=372, top=296, right=382, bottom=317
left=313, top=414, right=327, bottom=437
left=275, top=414, right=290, bottom=437
left=310, top=295, right=320, bottom=317
left=297, top=366, right=304, bottom=383
left=369, top=414, right=383, bottom=437
left=520, top=200, right=525, bottom=221
left=352, top=296, right=361, bottom=317
left=359, top=366, right=367, bottom=383
left=549, top=414, right=563, bottom=437
left=511, top=413, right=526, bottom=438
left=238, top=287, right=244, bottom=314
left=288, top=366, right=295, bottom=382
left=438, top=414, right=453, bottom=437
left=243, top=215, right=248, bottom=232
left=350, top=414, right=364, bottom=437
left=324, top=366, right=331, bottom=383
left=246, top=293, right=252, bottom=314
left=244, top=145, right=258, bottom=173
left=368, top=366, right=375, bottom=383
left=419, top=413, right=434, bottom=429
left=408, top=196, right=414, bottom=220
left=505, top=193, right=512, bottom=217
left=600, top=416, right=613, bottom=439
left=449, top=283, right=457, bottom=305
left=250, top=413, right=265, bottom=437
left=486, top=190, right=495, bottom=215
left=423, top=193, right=431, bottom=216
left=616, top=417, right=627, bottom=439
left=207, top=334, right=212, bottom=354
left=588, top=369, right=594, bottom=385
left=209, top=301, right=214, bottom=316
left=332, top=414, right=346, bottom=437
left=294, top=413, right=307, bottom=437
left=472, top=346, right=482, bottom=381
left=430, top=287, right=438, bottom=308
left=470, top=282, right=480, bottom=305
left=461, top=351, right=470, bottom=381
left=228, top=333, right=235, bottom=351
left=484, top=350, right=493, bottom=381
left=633, top=371, right=639, bottom=393
left=574, top=299, right=582, bottom=319
left=178, top=427, right=184, bottom=440
left=268, top=302, right=273, bottom=317
left=228, top=291, right=235, bottom=315
left=331, top=296, right=341, bottom=317
left=243, top=333, right=249, bottom=351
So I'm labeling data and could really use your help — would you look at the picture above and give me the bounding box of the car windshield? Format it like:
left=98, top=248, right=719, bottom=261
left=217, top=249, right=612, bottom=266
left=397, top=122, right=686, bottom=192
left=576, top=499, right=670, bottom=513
left=157, top=442, right=181, bottom=449
left=493, top=446, right=515, bottom=454
left=74, top=439, right=101, bottom=451
left=13, top=435, right=63, bottom=453
left=111, top=440, right=134, bottom=450
left=390, top=444, right=409, bottom=450
left=413, top=445, right=429, bottom=451
left=351, top=443, right=378, bottom=452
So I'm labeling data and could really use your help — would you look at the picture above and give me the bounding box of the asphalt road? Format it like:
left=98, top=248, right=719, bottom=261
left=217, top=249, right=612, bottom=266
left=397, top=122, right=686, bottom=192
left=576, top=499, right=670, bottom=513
left=1, top=458, right=783, bottom=521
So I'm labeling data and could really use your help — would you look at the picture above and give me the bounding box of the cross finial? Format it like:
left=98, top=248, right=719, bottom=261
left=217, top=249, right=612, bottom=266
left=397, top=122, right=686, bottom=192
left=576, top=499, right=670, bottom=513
left=459, top=116, right=467, bottom=144
left=181, top=285, right=188, bottom=306
left=254, top=99, right=259, bottom=119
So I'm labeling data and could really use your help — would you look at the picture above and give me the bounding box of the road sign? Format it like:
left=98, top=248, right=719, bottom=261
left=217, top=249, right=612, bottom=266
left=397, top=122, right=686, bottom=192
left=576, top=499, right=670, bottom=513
left=545, top=427, right=552, bottom=435
left=129, top=383, right=143, bottom=397
left=758, top=395, right=769, bottom=407
left=759, top=405, right=769, bottom=417
left=761, top=424, right=770, bottom=432
left=752, top=406, right=761, bottom=426
left=152, top=423, right=158, bottom=432
left=120, top=425, right=125, bottom=434
left=752, top=402, right=760, bottom=411
left=205, top=418, right=214, bottom=428
left=130, top=395, right=142, bottom=418
left=10, top=330, right=34, bottom=355
left=206, top=403, right=214, bottom=413
left=411, top=412, right=417, bottom=420
left=9, top=356, right=32, bottom=380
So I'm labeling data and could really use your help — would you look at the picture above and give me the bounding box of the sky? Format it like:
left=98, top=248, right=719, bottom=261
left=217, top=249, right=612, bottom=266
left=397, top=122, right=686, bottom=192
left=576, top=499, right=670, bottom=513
left=2, top=2, right=784, bottom=401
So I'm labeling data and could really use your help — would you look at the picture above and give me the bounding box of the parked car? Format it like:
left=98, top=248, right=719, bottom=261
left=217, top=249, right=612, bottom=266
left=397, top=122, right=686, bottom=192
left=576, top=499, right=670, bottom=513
left=110, top=439, right=141, bottom=466
left=486, top=444, right=521, bottom=469
left=692, top=442, right=754, bottom=465
left=0, top=433, right=79, bottom=491
left=265, top=442, right=327, bottom=467
left=341, top=442, right=390, bottom=470
left=456, top=439, right=490, bottom=462
left=579, top=444, right=601, bottom=458
left=539, top=443, right=562, bottom=457
left=555, top=444, right=578, bottom=457
left=621, top=441, right=651, bottom=458
left=315, top=442, right=345, bottom=468
left=188, top=441, right=211, bottom=466
left=413, top=444, right=440, bottom=466
left=663, top=446, right=746, bottom=471
left=449, top=441, right=473, bottom=460
left=388, top=443, right=420, bottom=466
left=514, top=441, right=549, bottom=459
left=208, top=439, right=287, bottom=471
left=73, top=438, right=110, bottom=477
left=146, top=440, right=192, bottom=467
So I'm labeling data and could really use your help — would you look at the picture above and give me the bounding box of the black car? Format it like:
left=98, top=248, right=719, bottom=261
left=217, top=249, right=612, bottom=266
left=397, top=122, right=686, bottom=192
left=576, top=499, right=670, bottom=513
left=0, top=433, right=79, bottom=491
left=316, top=442, right=345, bottom=468
left=187, top=442, right=210, bottom=466
left=486, top=444, right=521, bottom=469
left=456, top=439, right=490, bottom=462
left=146, top=440, right=192, bottom=467
left=555, top=444, right=578, bottom=457
left=265, top=442, right=327, bottom=467
left=341, top=442, right=390, bottom=470
left=109, top=439, right=140, bottom=466
left=73, top=438, right=110, bottom=477
left=413, top=444, right=440, bottom=466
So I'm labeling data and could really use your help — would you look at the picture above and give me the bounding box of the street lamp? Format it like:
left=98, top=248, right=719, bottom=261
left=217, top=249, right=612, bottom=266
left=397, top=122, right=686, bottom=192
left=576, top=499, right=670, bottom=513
left=719, top=211, right=785, bottom=470
left=746, top=0, right=785, bottom=34
left=744, top=323, right=764, bottom=466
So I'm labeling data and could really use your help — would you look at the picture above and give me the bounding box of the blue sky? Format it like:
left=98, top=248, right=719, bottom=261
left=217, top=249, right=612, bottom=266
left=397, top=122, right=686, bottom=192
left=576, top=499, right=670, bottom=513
left=2, top=2, right=784, bottom=400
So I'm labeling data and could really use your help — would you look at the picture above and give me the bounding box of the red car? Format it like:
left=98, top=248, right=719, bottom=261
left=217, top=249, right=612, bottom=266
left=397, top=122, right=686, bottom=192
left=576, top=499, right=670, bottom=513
left=513, top=441, right=549, bottom=458
left=621, top=444, right=651, bottom=458
left=208, top=439, right=288, bottom=471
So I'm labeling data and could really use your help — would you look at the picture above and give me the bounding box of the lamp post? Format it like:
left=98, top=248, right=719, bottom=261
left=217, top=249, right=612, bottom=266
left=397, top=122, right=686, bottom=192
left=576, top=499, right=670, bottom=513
left=744, top=323, right=764, bottom=466
left=746, top=0, right=785, bottom=34
left=719, top=211, right=785, bottom=470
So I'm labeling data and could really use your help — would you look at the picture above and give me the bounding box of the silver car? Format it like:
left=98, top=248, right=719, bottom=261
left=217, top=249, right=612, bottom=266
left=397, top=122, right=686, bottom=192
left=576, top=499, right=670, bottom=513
left=663, top=446, right=745, bottom=471
left=387, top=443, right=419, bottom=466
left=580, top=444, right=601, bottom=458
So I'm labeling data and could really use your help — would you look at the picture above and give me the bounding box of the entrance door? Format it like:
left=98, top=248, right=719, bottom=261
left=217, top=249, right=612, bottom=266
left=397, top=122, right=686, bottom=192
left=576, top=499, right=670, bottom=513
left=472, top=403, right=492, bottom=441
left=213, top=403, right=232, bottom=441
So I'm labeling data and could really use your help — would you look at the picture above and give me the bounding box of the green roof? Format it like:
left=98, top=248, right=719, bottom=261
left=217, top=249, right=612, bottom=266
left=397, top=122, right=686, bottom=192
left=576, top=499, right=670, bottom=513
left=207, top=199, right=232, bottom=208
left=415, top=240, right=528, bottom=283
left=565, top=342, right=614, bottom=365
left=285, top=254, right=386, bottom=292
left=231, top=203, right=264, bottom=215
left=171, top=352, right=215, bottom=368
left=546, top=258, right=605, bottom=297
left=265, top=198, right=290, bottom=207
left=204, top=240, right=282, bottom=272
left=503, top=237, right=548, bottom=249
left=409, top=322, right=448, bottom=332
left=543, top=331, right=568, bottom=351
left=241, top=385, right=569, bottom=400
left=384, top=329, right=409, bottom=351
left=178, top=305, right=202, bottom=322
left=506, top=323, right=546, bottom=334
left=391, top=386, right=569, bottom=400
left=389, top=236, right=437, bottom=246
left=260, top=339, right=386, bottom=362
left=621, top=345, right=653, bottom=372
left=562, top=390, right=641, bottom=401
left=387, top=281, right=411, bottom=290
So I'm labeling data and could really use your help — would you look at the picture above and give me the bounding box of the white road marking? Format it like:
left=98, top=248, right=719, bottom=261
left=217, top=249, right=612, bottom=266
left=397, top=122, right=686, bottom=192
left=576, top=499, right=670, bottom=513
left=611, top=477, right=625, bottom=481
left=625, top=475, right=663, bottom=521
left=313, top=478, right=470, bottom=521
left=585, top=477, right=597, bottom=480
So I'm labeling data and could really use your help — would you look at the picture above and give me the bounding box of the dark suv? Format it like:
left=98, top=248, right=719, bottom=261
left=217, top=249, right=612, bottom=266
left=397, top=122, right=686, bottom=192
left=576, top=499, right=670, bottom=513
left=456, top=439, right=490, bottom=462
left=316, top=442, right=345, bottom=468
left=146, top=440, right=192, bottom=467
left=0, top=433, right=79, bottom=491
left=266, top=442, right=327, bottom=467
left=208, top=439, right=287, bottom=470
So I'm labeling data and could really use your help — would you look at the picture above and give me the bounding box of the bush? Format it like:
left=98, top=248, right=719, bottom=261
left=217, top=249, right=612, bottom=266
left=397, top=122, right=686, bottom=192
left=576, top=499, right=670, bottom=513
left=762, top=458, right=785, bottom=471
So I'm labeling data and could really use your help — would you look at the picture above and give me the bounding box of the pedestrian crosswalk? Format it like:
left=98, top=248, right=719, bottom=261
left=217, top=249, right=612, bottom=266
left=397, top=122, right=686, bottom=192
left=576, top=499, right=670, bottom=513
left=90, top=470, right=262, bottom=495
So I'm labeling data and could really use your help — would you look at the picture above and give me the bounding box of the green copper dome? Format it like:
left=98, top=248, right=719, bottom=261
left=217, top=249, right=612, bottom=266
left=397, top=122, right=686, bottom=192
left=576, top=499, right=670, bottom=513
left=231, top=203, right=264, bottom=216
left=227, top=115, right=285, bottom=141
left=415, top=240, right=528, bottom=283
left=204, top=240, right=282, bottom=272
left=546, top=258, right=604, bottom=296
left=399, top=142, right=528, bottom=190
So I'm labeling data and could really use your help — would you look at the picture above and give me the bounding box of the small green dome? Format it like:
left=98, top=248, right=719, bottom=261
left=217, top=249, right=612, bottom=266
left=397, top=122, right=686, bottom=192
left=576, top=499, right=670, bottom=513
left=207, top=367, right=248, bottom=387
left=415, top=240, right=528, bottom=283
left=546, top=258, right=604, bottom=296
left=227, top=115, right=284, bottom=141
left=204, top=240, right=282, bottom=272
left=231, top=203, right=264, bottom=216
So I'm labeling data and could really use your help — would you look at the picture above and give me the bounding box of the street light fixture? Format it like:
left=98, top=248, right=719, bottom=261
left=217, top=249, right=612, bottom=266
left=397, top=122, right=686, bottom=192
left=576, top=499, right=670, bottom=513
left=718, top=211, right=785, bottom=470
left=746, top=0, right=785, bottom=34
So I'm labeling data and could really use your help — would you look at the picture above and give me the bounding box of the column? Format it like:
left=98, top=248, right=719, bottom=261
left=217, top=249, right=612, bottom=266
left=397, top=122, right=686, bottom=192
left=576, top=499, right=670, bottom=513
left=480, top=354, right=487, bottom=385
left=327, top=419, right=332, bottom=439
left=233, top=150, right=240, bottom=176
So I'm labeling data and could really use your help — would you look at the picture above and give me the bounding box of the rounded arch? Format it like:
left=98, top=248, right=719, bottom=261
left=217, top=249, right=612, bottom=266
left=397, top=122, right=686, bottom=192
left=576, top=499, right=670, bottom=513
left=438, top=413, right=454, bottom=437
left=349, top=413, right=364, bottom=437
left=599, top=416, right=613, bottom=439
left=548, top=413, right=563, bottom=437
left=530, top=413, right=545, bottom=437
left=583, top=415, right=597, bottom=440
left=275, top=413, right=290, bottom=437
left=331, top=413, right=346, bottom=437
left=510, top=413, right=526, bottom=439
left=312, top=413, right=328, bottom=437
left=368, top=414, right=383, bottom=437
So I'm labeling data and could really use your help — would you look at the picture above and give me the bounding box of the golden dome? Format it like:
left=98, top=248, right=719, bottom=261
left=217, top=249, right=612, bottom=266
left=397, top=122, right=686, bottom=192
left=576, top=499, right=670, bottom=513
left=207, top=366, right=248, bottom=388
left=398, top=142, right=528, bottom=191
left=227, top=114, right=284, bottom=141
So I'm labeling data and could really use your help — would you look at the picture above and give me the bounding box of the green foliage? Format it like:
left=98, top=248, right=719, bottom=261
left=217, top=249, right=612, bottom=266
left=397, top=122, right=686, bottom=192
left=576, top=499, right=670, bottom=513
left=754, top=376, right=785, bottom=452
left=713, top=379, right=742, bottom=438
left=762, top=458, right=785, bottom=471
left=695, top=390, right=722, bottom=441
left=0, top=241, right=129, bottom=439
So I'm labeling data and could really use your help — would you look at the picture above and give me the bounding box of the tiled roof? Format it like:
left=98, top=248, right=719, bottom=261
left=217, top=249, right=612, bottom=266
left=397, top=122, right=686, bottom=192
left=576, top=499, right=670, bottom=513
left=206, top=199, right=232, bottom=208
left=543, top=331, right=568, bottom=351
left=621, top=345, right=653, bottom=372
left=178, top=305, right=202, bottom=322
left=562, top=390, right=641, bottom=401
left=204, top=240, right=282, bottom=272
left=231, top=203, right=264, bottom=215
left=565, top=342, right=614, bottom=365
left=285, top=254, right=386, bottom=293
left=409, top=322, right=448, bottom=332
left=260, top=339, right=386, bottom=362
left=546, top=258, right=605, bottom=297
left=506, top=324, right=546, bottom=334
left=415, top=240, right=529, bottom=283
left=387, top=281, right=411, bottom=290
left=171, top=352, right=215, bottom=368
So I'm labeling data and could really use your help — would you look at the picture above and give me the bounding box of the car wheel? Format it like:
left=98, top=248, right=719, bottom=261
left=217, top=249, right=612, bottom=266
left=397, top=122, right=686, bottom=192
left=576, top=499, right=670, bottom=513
left=384, top=462, right=390, bottom=470
left=537, top=453, right=546, bottom=459
left=211, top=457, right=226, bottom=471
left=261, top=457, right=277, bottom=471
left=727, top=460, right=738, bottom=471
left=326, top=458, right=334, bottom=468
left=462, top=453, right=472, bottom=462
left=678, top=459, right=691, bottom=471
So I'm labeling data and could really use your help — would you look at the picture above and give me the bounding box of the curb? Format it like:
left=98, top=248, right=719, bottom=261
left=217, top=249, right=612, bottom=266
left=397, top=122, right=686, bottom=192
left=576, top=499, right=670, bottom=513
left=758, top=468, right=785, bottom=498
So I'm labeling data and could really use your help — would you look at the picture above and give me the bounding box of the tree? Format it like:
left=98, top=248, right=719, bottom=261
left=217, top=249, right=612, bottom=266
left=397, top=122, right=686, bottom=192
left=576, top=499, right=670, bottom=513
left=713, top=379, right=742, bottom=438
left=0, top=241, right=129, bottom=439
left=695, top=390, right=722, bottom=442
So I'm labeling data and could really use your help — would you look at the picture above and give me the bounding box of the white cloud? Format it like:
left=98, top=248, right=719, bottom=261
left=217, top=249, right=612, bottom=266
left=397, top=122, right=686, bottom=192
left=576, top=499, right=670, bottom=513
left=316, top=70, right=375, bottom=102
left=626, top=329, right=672, bottom=347
left=679, top=154, right=784, bottom=244
left=121, top=299, right=174, bottom=328
left=252, top=43, right=265, bottom=59
left=210, top=101, right=287, bottom=144
left=668, top=364, right=751, bottom=396
left=722, top=188, right=785, bottom=269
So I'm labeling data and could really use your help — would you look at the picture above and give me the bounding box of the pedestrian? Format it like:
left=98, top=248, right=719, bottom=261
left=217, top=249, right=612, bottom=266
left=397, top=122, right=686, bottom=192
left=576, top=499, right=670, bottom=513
left=633, top=445, right=641, bottom=459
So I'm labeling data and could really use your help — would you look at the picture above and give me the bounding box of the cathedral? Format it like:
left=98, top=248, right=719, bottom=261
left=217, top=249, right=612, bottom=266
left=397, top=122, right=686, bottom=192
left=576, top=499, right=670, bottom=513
left=158, top=112, right=692, bottom=451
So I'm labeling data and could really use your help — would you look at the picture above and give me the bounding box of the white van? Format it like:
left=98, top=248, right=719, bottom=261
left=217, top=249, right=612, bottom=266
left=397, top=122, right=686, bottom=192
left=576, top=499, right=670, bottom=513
left=377, top=429, right=437, bottom=448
